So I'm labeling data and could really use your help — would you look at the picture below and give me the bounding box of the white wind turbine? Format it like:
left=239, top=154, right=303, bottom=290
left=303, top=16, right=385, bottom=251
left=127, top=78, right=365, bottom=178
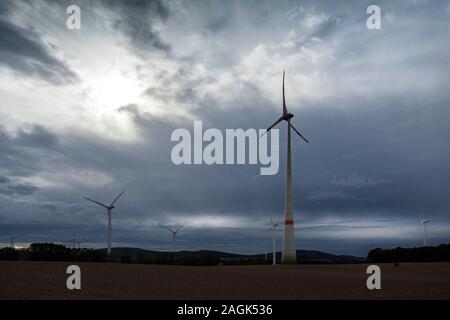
left=166, top=225, right=183, bottom=253
left=262, top=70, right=309, bottom=264
left=9, top=234, right=17, bottom=249
left=84, top=191, right=125, bottom=257
left=420, top=219, right=430, bottom=247
left=64, top=233, right=81, bottom=249
left=0, top=235, right=18, bottom=249
left=269, top=217, right=279, bottom=266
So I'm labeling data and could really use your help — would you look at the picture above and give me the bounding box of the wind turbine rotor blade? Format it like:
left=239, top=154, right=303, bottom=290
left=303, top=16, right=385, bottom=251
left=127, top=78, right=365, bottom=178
left=290, top=123, right=309, bottom=143
left=110, top=191, right=125, bottom=206
left=261, top=116, right=284, bottom=137
left=166, top=226, right=175, bottom=233
left=84, top=197, right=109, bottom=208
left=175, top=225, right=184, bottom=233
left=282, top=70, right=287, bottom=115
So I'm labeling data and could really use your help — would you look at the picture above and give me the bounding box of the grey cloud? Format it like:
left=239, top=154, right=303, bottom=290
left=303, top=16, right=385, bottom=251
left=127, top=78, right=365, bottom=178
left=117, top=103, right=140, bottom=114
left=297, top=224, right=384, bottom=232
left=331, top=174, right=387, bottom=188
left=0, top=174, right=39, bottom=197
left=0, top=17, right=78, bottom=84
left=0, top=125, right=60, bottom=177
left=205, top=15, right=230, bottom=33
left=143, top=68, right=202, bottom=105
left=308, top=190, right=354, bottom=201
left=44, top=0, right=171, bottom=54
left=307, top=174, right=387, bottom=202
left=309, top=15, right=344, bottom=39
left=0, top=1, right=13, bottom=17
left=0, top=182, right=39, bottom=196
left=16, top=125, right=59, bottom=149
left=105, top=0, right=171, bottom=54
left=0, top=176, right=10, bottom=184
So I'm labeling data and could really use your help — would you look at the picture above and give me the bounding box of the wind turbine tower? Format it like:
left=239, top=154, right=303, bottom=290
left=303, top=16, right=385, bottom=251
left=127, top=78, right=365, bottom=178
left=270, top=217, right=279, bottom=266
left=65, top=233, right=81, bottom=249
left=84, top=191, right=125, bottom=257
left=262, top=70, right=309, bottom=264
left=10, top=235, right=16, bottom=249
left=421, top=219, right=430, bottom=246
left=167, top=225, right=183, bottom=253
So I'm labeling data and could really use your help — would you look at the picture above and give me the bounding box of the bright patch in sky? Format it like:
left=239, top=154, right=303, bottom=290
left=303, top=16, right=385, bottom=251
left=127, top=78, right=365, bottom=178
left=90, top=71, right=142, bottom=110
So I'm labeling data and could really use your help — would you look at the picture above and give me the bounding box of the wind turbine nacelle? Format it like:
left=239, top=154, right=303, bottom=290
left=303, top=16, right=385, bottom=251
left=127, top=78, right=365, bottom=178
left=109, top=206, right=116, bottom=210
left=283, top=113, right=294, bottom=120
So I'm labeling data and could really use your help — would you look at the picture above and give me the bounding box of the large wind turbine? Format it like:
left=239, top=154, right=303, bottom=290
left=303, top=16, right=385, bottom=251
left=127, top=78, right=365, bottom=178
left=84, top=191, right=125, bottom=257
left=420, top=219, right=430, bottom=246
left=166, top=225, right=183, bottom=253
left=262, top=70, right=309, bottom=264
left=269, top=217, right=279, bottom=266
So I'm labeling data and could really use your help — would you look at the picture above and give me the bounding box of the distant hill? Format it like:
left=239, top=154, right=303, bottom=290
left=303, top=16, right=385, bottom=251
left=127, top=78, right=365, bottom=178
left=107, top=247, right=367, bottom=265
left=5, top=243, right=449, bottom=265
left=368, top=244, right=450, bottom=263
left=0, top=243, right=366, bottom=265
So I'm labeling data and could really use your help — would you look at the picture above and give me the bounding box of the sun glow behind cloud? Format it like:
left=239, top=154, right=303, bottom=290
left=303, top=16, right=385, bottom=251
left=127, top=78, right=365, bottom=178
left=89, top=71, right=142, bottom=110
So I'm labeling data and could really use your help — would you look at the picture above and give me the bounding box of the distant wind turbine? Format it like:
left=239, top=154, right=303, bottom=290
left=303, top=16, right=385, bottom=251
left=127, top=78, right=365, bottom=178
left=264, top=238, right=269, bottom=261
left=166, top=225, right=183, bottom=253
left=262, top=70, right=309, bottom=264
left=9, top=234, right=16, bottom=249
left=65, top=233, right=81, bottom=249
left=420, top=219, right=430, bottom=246
left=84, top=191, right=125, bottom=257
left=269, top=217, right=279, bottom=266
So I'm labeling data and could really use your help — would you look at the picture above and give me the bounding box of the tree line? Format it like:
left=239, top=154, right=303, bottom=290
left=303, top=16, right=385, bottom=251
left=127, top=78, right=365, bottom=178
left=2, top=243, right=449, bottom=264
left=0, top=243, right=107, bottom=262
left=367, top=244, right=450, bottom=263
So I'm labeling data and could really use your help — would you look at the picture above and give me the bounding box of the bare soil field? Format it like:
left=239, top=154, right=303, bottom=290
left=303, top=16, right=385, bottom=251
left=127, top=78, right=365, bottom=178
left=0, top=261, right=449, bottom=299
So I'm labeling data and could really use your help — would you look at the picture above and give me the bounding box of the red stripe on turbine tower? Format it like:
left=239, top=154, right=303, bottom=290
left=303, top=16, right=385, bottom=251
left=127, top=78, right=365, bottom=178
left=285, top=219, right=294, bottom=225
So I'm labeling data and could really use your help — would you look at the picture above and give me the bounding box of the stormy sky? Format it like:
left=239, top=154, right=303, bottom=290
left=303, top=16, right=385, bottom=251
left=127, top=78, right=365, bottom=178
left=0, top=0, right=449, bottom=256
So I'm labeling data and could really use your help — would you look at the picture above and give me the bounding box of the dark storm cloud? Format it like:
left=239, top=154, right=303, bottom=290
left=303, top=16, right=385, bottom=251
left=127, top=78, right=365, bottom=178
left=41, top=0, right=171, bottom=54
left=0, top=128, right=40, bottom=177
left=298, top=96, right=450, bottom=217
left=310, top=16, right=344, bottom=39
left=0, top=125, right=60, bottom=177
left=112, top=80, right=446, bottom=225
left=0, top=174, right=39, bottom=198
left=0, top=176, right=10, bottom=184
left=0, top=16, right=78, bottom=84
left=205, top=15, right=229, bottom=33
left=143, top=68, right=206, bottom=105
left=16, top=125, right=59, bottom=149
left=0, top=182, right=39, bottom=196
left=0, top=1, right=13, bottom=17
left=104, top=0, right=171, bottom=54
